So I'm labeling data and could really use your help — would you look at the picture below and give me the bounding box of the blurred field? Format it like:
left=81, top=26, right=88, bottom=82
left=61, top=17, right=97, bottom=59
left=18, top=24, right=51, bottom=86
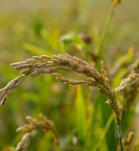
left=0, top=0, right=139, bottom=151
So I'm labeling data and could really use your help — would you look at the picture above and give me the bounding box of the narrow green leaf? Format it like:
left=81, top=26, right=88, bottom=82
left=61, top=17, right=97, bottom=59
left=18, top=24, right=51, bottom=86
left=75, top=85, right=87, bottom=149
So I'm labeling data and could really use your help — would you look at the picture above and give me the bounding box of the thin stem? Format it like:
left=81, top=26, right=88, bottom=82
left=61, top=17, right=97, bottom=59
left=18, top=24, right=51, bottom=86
left=95, top=4, right=124, bottom=150
left=111, top=96, right=124, bottom=151
left=116, top=122, right=124, bottom=151
left=96, top=5, right=116, bottom=56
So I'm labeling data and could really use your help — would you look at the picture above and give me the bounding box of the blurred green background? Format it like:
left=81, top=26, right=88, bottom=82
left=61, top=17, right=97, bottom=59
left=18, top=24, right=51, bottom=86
left=0, top=0, right=139, bottom=150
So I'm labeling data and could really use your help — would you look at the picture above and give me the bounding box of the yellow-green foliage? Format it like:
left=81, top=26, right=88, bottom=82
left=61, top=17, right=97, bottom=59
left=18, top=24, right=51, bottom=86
left=0, top=0, right=139, bottom=151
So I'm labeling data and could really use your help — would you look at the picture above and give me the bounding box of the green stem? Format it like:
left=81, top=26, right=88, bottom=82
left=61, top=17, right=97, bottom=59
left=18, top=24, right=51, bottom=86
left=116, top=122, right=124, bottom=151
left=96, top=5, right=116, bottom=56
left=95, top=3, right=124, bottom=151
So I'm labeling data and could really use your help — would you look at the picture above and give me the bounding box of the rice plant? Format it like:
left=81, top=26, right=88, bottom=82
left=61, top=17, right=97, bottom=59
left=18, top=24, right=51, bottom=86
left=0, top=0, right=139, bottom=151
